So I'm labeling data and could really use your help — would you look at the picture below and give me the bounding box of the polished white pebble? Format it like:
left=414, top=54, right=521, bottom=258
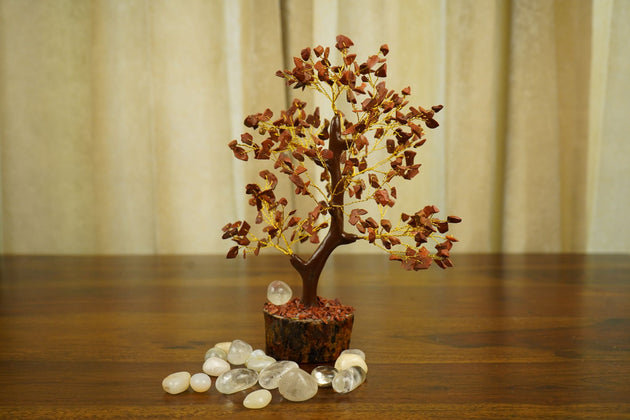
left=243, top=389, right=272, bottom=409
left=162, top=371, right=190, bottom=395
left=334, top=353, right=368, bottom=373
left=190, top=373, right=212, bottom=392
left=340, top=348, right=366, bottom=361
left=203, top=356, right=231, bottom=377
left=214, top=341, right=232, bottom=354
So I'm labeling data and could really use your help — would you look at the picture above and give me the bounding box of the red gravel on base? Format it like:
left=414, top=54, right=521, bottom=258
left=264, top=296, right=354, bottom=323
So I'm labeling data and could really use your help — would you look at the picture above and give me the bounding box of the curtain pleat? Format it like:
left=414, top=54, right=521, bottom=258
left=0, top=0, right=628, bottom=255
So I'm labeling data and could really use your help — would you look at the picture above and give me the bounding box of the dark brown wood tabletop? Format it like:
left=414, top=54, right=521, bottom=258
left=0, top=254, right=628, bottom=419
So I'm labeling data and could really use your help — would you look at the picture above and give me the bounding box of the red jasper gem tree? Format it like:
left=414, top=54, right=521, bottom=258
left=223, top=35, right=461, bottom=308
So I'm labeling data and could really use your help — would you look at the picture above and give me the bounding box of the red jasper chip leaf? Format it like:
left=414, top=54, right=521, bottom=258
left=425, top=118, right=439, bottom=129
left=375, top=63, right=387, bottom=78
left=381, top=219, right=392, bottom=232
left=301, top=47, right=311, bottom=61
left=240, top=132, right=253, bottom=145
left=447, top=215, right=462, bottom=223
left=380, top=44, right=390, bottom=56
left=386, top=139, right=396, bottom=154
left=368, top=173, right=380, bottom=188
left=335, top=34, right=354, bottom=51
left=238, top=221, right=251, bottom=236
left=287, top=216, right=301, bottom=227
left=346, top=89, right=357, bottom=104
left=321, top=149, right=334, bottom=160
left=404, top=150, right=416, bottom=166
left=226, top=246, right=239, bottom=259
left=365, top=217, right=379, bottom=229
left=354, top=135, right=369, bottom=151
left=408, top=121, right=423, bottom=138
left=422, top=205, right=440, bottom=217
left=435, top=220, right=449, bottom=234
left=349, top=208, right=368, bottom=225
left=259, top=170, right=278, bottom=188
left=228, top=140, right=248, bottom=161
left=340, top=70, right=356, bottom=86
left=374, top=189, right=395, bottom=207
left=402, top=86, right=411, bottom=95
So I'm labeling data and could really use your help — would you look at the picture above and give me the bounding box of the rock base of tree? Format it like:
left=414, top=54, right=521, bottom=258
left=263, top=297, right=355, bottom=364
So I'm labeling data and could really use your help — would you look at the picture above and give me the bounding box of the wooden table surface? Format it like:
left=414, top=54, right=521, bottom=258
left=0, top=254, right=629, bottom=419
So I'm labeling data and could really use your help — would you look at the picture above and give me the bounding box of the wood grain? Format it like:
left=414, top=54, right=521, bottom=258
left=0, top=254, right=629, bottom=419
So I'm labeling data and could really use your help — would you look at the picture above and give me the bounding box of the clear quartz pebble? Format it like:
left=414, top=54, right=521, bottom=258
left=227, top=339, right=253, bottom=365
left=243, top=389, right=272, bottom=409
left=202, top=356, right=231, bottom=377
left=266, top=280, right=292, bottom=305
left=190, top=373, right=212, bottom=392
left=340, top=348, right=366, bottom=361
left=250, top=349, right=266, bottom=358
left=311, top=365, right=337, bottom=387
left=334, top=353, right=368, bottom=373
left=278, top=368, right=319, bottom=402
left=246, top=352, right=276, bottom=372
left=215, top=368, right=258, bottom=394
left=332, top=366, right=366, bottom=394
left=204, top=346, right=227, bottom=361
left=258, top=360, right=299, bottom=389
left=162, top=371, right=191, bottom=395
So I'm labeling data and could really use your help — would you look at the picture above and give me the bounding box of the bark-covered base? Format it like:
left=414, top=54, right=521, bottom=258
left=263, top=297, right=355, bottom=364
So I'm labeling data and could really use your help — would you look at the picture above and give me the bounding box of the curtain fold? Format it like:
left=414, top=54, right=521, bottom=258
left=0, top=0, right=628, bottom=255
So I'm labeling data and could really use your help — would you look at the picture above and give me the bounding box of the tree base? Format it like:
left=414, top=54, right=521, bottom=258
left=263, top=298, right=354, bottom=364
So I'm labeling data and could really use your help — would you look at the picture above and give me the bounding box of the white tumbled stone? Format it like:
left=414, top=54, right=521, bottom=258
left=204, top=346, right=227, bottom=361
left=332, top=366, right=366, bottom=394
left=190, top=373, right=212, bottom=392
left=162, top=371, right=190, bottom=395
left=243, top=389, right=272, bottom=409
left=203, top=356, right=231, bottom=377
left=311, top=365, right=337, bottom=387
left=278, top=368, right=319, bottom=402
left=214, top=341, right=232, bottom=354
left=258, top=360, right=299, bottom=390
left=340, top=348, right=366, bottom=361
left=335, top=353, right=368, bottom=373
left=227, top=339, right=253, bottom=365
left=266, top=280, right=292, bottom=305
left=215, top=368, right=258, bottom=394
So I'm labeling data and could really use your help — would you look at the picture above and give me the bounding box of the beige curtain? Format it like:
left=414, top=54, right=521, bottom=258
left=0, top=0, right=628, bottom=255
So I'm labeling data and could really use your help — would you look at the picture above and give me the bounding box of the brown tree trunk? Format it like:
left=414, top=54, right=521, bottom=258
left=290, top=113, right=357, bottom=307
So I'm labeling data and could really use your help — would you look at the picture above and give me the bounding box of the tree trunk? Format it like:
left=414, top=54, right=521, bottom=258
left=290, top=113, right=356, bottom=307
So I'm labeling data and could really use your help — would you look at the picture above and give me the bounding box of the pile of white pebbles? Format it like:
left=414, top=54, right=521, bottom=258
left=161, top=339, right=368, bottom=409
